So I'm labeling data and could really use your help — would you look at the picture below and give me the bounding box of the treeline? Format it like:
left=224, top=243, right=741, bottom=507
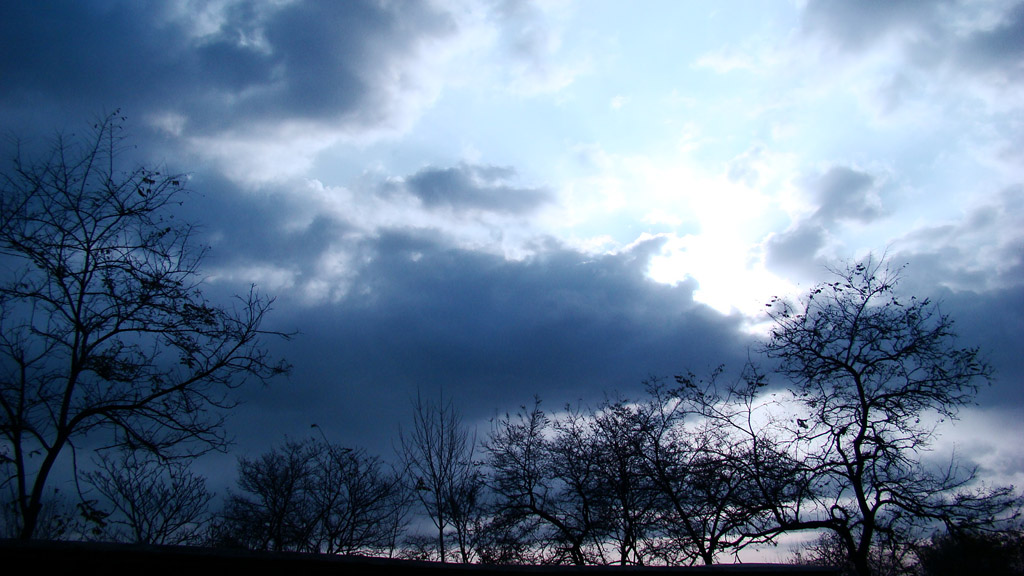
left=9, top=370, right=1022, bottom=576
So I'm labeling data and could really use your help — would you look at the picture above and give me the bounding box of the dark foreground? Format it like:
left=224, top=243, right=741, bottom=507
left=2, top=540, right=840, bottom=575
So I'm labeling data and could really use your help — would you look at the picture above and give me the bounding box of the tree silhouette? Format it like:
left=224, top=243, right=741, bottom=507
left=485, top=397, right=670, bottom=566
left=482, top=259, right=1017, bottom=570
left=307, top=438, right=412, bottom=555
left=588, top=396, right=663, bottom=565
left=217, top=440, right=315, bottom=551
left=484, top=400, right=583, bottom=564
left=916, top=528, right=1024, bottom=576
left=752, top=257, right=1019, bottom=576
left=399, top=391, right=480, bottom=563
left=0, top=113, right=289, bottom=539
left=83, top=448, right=212, bottom=545
left=215, top=437, right=409, bottom=554
left=632, top=375, right=778, bottom=565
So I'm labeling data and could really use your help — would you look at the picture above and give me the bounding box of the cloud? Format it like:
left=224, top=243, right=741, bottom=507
left=398, top=163, right=551, bottom=214
left=0, top=2, right=173, bottom=114
left=762, top=165, right=885, bottom=280
left=892, top=185, right=1024, bottom=292
left=763, top=224, right=828, bottom=281
left=0, top=0, right=460, bottom=184
left=241, top=1, right=451, bottom=126
left=0, top=0, right=591, bottom=187
left=184, top=161, right=558, bottom=305
left=693, top=36, right=783, bottom=75
left=2, top=1, right=454, bottom=126
left=726, top=145, right=766, bottom=187
left=176, top=171, right=758, bottom=455
left=808, top=166, right=885, bottom=224
left=228, top=230, right=751, bottom=455
left=801, top=0, right=950, bottom=52
left=485, top=0, right=587, bottom=94
left=954, top=1, right=1024, bottom=85
left=933, top=287, right=1024, bottom=409
left=932, top=407, right=1024, bottom=487
left=801, top=0, right=1024, bottom=87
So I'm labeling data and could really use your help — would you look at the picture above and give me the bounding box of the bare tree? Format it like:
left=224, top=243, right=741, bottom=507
left=473, top=507, right=547, bottom=565
left=484, top=399, right=627, bottom=566
left=753, top=257, right=1019, bottom=576
left=1, top=481, right=91, bottom=540
left=589, top=396, right=661, bottom=565
left=216, top=440, right=315, bottom=552
left=83, top=449, right=212, bottom=545
left=484, top=399, right=573, bottom=564
left=306, top=439, right=412, bottom=555
left=632, top=375, right=775, bottom=565
left=399, top=391, right=480, bottom=563
left=485, top=389, right=780, bottom=567
left=215, top=437, right=408, bottom=555
left=0, top=113, right=290, bottom=539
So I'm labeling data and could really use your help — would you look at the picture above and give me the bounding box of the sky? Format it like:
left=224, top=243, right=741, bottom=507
left=2, top=0, right=1023, bottom=518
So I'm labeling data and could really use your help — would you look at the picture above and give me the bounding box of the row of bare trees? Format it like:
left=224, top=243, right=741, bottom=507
left=57, top=385, right=769, bottom=564
left=5, top=436, right=408, bottom=552
left=479, top=380, right=797, bottom=566
left=395, top=259, right=1021, bottom=574
left=212, top=437, right=410, bottom=555
left=205, top=305, right=1019, bottom=573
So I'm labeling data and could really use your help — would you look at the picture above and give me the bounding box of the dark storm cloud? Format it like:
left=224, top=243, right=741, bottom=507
left=247, top=1, right=452, bottom=126
left=0, top=1, right=454, bottom=134
left=935, top=287, right=1024, bottom=407
left=230, top=231, right=752, bottom=455
left=400, top=164, right=551, bottom=214
left=0, top=2, right=165, bottom=112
